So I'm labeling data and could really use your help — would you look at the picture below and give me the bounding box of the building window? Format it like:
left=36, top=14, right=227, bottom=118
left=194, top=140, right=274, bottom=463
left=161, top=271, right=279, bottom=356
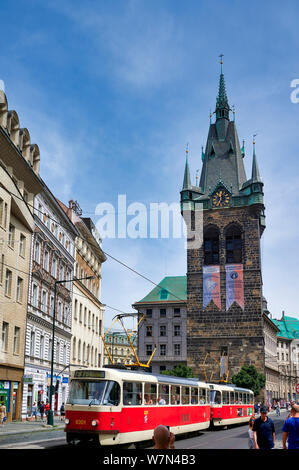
left=30, top=331, right=35, bottom=356
left=226, top=225, right=242, bottom=263
left=146, top=326, right=152, bottom=336
left=16, top=277, right=23, bottom=303
left=1, top=322, right=9, bottom=351
left=13, top=326, right=20, bottom=354
left=32, top=284, right=38, bottom=307
left=204, top=227, right=219, bottom=265
left=160, top=344, right=167, bottom=356
left=174, top=344, right=181, bottom=356
left=146, top=344, right=153, bottom=356
left=8, top=224, right=15, bottom=249
left=51, top=257, right=57, bottom=278
left=174, top=308, right=181, bottom=317
left=34, top=241, right=40, bottom=263
left=41, top=290, right=48, bottom=312
left=160, top=309, right=166, bottom=318
left=19, top=234, right=26, bottom=257
left=40, top=335, right=44, bottom=359
left=5, top=269, right=12, bottom=297
left=174, top=325, right=181, bottom=336
left=160, top=325, right=167, bottom=337
left=74, top=299, right=78, bottom=320
left=146, top=309, right=152, bottom=318
left=43, top=250, right=49, bottom=271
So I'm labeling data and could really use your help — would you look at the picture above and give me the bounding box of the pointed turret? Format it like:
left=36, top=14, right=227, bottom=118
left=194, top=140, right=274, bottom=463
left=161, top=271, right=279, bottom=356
left=182, top=145, right=191, bottom=190
left=251, top=138, right=261, bottom=182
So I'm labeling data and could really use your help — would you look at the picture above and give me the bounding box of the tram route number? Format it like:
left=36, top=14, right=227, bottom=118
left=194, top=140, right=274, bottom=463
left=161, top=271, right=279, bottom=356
left=102, top=455, right=196, bottom=467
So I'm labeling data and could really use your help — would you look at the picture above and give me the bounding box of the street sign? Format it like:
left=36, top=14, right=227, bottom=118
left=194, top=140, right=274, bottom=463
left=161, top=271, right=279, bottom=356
left=296, top=383, right=299, bottom=394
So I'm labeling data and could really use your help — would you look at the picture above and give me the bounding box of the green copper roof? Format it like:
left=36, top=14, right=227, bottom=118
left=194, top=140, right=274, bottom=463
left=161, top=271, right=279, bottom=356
left=135, top=276, right=187, bottom=303
left=272, top=315, right=299, bottom=339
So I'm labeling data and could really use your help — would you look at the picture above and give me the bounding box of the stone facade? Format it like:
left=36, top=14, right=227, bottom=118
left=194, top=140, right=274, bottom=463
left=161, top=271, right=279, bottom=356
left=186, top=205, right=266, bottom=382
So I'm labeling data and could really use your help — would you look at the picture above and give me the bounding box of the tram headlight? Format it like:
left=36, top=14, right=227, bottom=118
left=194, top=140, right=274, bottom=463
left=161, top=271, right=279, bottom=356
left=91, top=419, right=99, bottom=427
left=65, top=418, right=70, bottom=424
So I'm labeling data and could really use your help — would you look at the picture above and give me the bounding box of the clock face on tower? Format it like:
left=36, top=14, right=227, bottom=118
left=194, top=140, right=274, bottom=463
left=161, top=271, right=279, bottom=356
left=212, top=188, right=230, bottom=207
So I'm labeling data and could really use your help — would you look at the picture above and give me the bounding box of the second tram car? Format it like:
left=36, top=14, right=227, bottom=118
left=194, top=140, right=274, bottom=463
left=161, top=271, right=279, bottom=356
left=209, top=383, right=254, bottom=426
left=65, top=368, right=210, bottom=446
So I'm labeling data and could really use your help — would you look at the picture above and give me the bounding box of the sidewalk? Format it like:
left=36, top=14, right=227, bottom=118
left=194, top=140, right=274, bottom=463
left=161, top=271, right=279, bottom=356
left=0, top=416, right=65, bottom=437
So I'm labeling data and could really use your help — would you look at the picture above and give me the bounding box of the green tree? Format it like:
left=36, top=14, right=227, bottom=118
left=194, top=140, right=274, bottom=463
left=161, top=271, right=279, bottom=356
left=161, top=364, right=195, bottom=378
left=231, top=365, right=265, bottom=396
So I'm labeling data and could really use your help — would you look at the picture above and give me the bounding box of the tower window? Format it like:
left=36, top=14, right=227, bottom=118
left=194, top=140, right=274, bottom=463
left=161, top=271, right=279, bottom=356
left=226, top=226, right=242, bottom=263
left=203, top=228, right=219, bottom=265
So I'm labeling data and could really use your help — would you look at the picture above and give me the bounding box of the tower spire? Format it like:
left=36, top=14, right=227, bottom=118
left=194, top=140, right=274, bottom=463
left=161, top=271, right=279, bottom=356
left=251, top=134, right=261, bottom=182
left=215, top=54, right=230, bottom=121
left=182, top=143, right=191, bottom=189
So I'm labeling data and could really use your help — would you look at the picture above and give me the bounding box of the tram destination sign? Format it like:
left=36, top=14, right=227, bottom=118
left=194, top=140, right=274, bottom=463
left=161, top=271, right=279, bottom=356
left=74, top=370, right=106, bottom=378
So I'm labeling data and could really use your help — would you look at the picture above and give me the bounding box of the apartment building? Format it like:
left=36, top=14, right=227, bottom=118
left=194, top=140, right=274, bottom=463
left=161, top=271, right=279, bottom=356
left=0, top=90, right=42, bottom=421
left=22, top=185, right=78, bottom=419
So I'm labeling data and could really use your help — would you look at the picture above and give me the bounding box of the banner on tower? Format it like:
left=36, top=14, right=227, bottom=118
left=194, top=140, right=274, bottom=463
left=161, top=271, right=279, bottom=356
left=203, top=265, right=221, bottom=310
left=225, top=264, right=244, bottom=310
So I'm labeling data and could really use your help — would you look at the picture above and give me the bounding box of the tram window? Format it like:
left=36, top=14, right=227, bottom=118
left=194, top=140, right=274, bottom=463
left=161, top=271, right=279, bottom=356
left=199, top=388, right=206, bottom=404
left=171, top=386, right=180, bottom=405
left=245, top=393, right=249, bottom=404
left=182, top=387, right=190, bottom=405
left=158, top=384, right=169, bottom=405
left=242, top=393, right=246, bottom=404
left=144, top=383, right=157, bottom=405
left=222, top=391, right=229, bottom=404
left=250, top=394, right=254, bottom=405
left=229, top=391, right=235, bottom=404
left=123, top=382, right=142, bottom=406
left=103, top=381, right=120, bottom=406
left=210, top=390, right=221, bottom=404
left=191, top=388, right=198, bottom=405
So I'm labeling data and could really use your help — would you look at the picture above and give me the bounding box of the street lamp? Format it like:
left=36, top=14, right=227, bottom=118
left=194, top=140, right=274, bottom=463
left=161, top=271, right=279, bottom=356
left=47, top=275, right=95, bottom=426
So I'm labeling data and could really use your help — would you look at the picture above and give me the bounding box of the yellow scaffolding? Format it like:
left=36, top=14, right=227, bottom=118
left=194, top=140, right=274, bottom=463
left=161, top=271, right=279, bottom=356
left=102, top=313, right=157, bottom=368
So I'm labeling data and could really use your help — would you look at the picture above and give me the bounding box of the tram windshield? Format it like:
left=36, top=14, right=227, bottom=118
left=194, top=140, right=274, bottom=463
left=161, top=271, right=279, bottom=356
left=68, top=380, right=120, bottom=406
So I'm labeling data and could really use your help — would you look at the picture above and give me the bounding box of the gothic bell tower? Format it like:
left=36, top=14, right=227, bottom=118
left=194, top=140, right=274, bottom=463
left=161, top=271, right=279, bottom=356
left=180, top=58, right=266, bottom=382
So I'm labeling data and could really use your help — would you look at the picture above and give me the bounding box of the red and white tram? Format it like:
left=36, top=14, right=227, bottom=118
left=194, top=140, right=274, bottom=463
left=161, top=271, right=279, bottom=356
left=64, top=368, right=254, bottom=446
left=65, top=368, right=210, bottom=446
left=209, top=383, right=254, bottom=426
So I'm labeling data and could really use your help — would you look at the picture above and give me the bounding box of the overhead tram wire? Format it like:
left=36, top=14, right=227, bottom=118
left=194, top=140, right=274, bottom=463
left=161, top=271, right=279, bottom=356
left=0, top=259, right=128, bottom=314
left=3, top=188, right=186, bottom=303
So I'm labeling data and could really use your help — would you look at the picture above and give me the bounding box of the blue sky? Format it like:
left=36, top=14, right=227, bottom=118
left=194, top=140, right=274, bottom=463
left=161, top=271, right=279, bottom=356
left=1, top=0, right=299, bottom=328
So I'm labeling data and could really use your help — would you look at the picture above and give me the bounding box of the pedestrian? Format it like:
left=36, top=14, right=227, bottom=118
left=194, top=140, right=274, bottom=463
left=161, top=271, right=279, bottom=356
left=0, top=402, right=7, bottom=426
left=32, top=402, right=37, bottom=421
left=60, top=403, right=65, bottom=421
left=152, top=425, right=175, bottom=449
left=248, top=417, right=255, bottom=449
left=275, top=401, right=280, bottom=417
left=282, top=404, right=299, bottom=449
left=45, top=400, right=50, bottom=418
left=252, top=405, right=275, bottom=449
left=39, top=401, right=45, bottom=422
